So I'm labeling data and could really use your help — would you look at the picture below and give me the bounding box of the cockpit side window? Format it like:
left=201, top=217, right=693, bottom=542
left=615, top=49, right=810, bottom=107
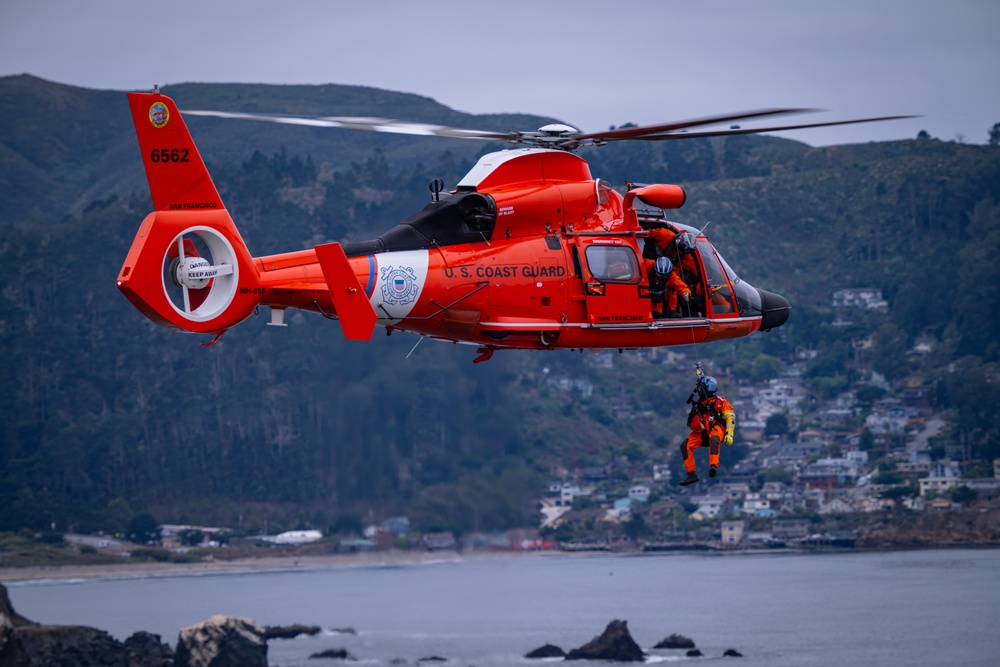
left=696, top=241, right=736, bottom=315
left=585, top=245, right=640, bottom=283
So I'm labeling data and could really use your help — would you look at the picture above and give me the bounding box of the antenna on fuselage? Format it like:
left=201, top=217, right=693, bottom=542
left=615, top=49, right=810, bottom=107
left=429, top=178, right=445, bottom=203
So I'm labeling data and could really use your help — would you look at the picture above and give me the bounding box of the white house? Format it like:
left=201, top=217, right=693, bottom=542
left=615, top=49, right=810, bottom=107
left=691, top=496, right=726, bottom=518
left=628, top=484, right=651, bottom=502
left=548, top=481, right=582, bottom=507
left=832, top=288, right=888, bottom=312
left=919, top=460, right=961, bottom=496
left=721, top=520, right=746, bottom=546
left=652, top=464, right=672, bottom=482
left=742, top=493, right=772, bottom=515
left=262, top=530, right=323, bottom=545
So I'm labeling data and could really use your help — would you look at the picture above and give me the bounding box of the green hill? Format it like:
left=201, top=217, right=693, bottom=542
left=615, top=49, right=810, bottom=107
left=0, top=74, right=553, bottom=224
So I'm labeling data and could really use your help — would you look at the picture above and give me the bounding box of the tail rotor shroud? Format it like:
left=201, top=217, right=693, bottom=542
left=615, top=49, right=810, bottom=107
left=163, top=227, right=238, bottom=321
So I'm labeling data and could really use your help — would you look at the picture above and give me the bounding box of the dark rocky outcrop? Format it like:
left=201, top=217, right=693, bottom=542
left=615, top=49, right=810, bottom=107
left=124, top=631, right=175, bottom=667
left=1, top=583, right=32, bottom=667
left=0, top=584, right=37, bottom=629
left=174, top=614, right=267, bottom=667
left=4, top=581, right=175, bottom=667
left=525, top=643, right=566, bottom=658
left=686, top=648, right=703, bottom=657
left=723, top=648, right=743, bottom=657
left=264, top=623, right=322, bottom=640
left=4, top=582, right=270, bottom=667
left=309, top=647, right=354, bottom=660
left=565, top=619, right=645, bottom=662
left=653, top=633, right=695, bottom=649
left=417, top=657, right=447, bottom=662
left=0, top=624, right=29, bottom=667
left=14, top=624, right=126, bottom=666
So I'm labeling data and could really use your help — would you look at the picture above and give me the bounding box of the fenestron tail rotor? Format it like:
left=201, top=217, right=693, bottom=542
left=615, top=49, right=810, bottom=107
left=162, top=227, right=238, bottom=322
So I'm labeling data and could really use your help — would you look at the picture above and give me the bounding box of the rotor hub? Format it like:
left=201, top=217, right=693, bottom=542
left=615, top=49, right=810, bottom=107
left=174, top=256, right=214, bottom=289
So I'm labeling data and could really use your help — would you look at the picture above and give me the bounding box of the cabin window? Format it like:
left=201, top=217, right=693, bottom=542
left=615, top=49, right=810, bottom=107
left=585, top=245, right=640, bottom=283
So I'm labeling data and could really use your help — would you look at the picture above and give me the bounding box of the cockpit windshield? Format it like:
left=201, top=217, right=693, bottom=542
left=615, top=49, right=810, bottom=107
left=716, top=251, right=740, bottom=285
left=698, top=242, right=762, bottom=318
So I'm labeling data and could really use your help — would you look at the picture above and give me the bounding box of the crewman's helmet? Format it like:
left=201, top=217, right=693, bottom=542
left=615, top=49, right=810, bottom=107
left=677, top=232, right=697, bottom=254
left=653, top=256, right=674, bottom=276
left=699, top=376, right=718, bottom=398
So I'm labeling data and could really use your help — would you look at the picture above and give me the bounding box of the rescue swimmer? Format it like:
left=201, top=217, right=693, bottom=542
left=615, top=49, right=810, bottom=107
left=679, top=375, right=735, bottom=486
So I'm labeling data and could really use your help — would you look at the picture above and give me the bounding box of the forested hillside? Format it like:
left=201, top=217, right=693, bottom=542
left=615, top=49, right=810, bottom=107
left=1, top=76, right=998, bottom=537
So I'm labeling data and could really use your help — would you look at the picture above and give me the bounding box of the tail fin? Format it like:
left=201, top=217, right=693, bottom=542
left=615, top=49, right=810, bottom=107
left=315, top=242, right=378, bottom=341
left=127, top=92, right=224, bottom=212
left=118, top=92, right=260, bottom=335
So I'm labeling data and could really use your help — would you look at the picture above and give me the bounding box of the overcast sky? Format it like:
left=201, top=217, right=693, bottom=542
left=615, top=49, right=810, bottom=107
left=2, top=0, right=997, bottom=146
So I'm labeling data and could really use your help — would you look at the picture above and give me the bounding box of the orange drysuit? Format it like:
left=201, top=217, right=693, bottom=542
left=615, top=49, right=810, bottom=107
left=644, top=257, right=691, bottom=317
left=682, top=395, right=735, bottom=474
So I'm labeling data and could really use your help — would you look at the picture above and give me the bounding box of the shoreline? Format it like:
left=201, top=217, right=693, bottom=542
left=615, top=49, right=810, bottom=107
left=4, top=542, right=997, bottom=584
left=0, top=549, right=546, bottom=584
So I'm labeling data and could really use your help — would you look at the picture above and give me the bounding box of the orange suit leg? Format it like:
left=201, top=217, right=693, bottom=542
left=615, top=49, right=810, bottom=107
left=666, top=290, right=678, bottom=312
left=708, top=426, right=724, bottom=468
left=682, top=430, right=704, bottom=473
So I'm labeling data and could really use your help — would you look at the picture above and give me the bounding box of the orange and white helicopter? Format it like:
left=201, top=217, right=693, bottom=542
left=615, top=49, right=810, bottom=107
left=118, top=91, right=908, bottom=361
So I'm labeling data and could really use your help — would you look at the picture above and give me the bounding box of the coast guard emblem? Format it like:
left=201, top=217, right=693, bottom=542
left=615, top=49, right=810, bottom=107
left=149, top=102, right=170, bottom=128
left=380, top=265, right=419, bottom=305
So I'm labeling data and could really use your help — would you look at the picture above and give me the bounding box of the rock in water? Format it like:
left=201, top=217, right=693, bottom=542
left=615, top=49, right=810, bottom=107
left=174, top=615, right=267, bottom=667
left=566, top=619, right=645, bottom=662
left=686, top=648, right=704, bottom=657
left=263, top=624, right=322, bottom=640
left=525, top=643, right=566, bottom=658
left=723, top=648, right=744, bottom=657
left=654, top=633, right=695, bottom=649
left=125, top=631, right=174, bottom=667
left=309, top=647, right=354, bottom=659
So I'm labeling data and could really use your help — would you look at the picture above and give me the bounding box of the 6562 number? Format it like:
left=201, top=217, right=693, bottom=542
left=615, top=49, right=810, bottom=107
left=150, top=148, right=189, bottom=163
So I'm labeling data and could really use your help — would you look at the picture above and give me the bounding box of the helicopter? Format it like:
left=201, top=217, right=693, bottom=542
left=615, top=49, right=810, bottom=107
left=117, top=91, right=910, bottom=361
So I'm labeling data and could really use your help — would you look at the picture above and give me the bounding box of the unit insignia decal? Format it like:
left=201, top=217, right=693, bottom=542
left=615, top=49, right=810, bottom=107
left=149, top=102, right=170, bottom=128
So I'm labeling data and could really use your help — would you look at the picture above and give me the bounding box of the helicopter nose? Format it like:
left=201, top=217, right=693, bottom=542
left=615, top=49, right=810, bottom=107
left=757, top=289, right=790, bottom=331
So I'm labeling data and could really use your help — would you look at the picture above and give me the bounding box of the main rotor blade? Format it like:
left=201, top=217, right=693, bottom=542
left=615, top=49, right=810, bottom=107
left=575, top=108, right=816, bottom=141
left=609, top=114, right=920, bottom=142
left=183, top=109, right=516, bottom=141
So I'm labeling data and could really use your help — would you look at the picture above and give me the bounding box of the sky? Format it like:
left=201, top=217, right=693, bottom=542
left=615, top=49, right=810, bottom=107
left=2, top=0, right=998, bottom=147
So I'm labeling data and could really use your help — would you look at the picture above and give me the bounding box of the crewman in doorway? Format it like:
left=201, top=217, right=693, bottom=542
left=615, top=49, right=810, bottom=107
left=648, top=256, right=691, bottom=319
left=644, top=228, right=702, bottom=316
left=679, top=376, right=735, bottom=486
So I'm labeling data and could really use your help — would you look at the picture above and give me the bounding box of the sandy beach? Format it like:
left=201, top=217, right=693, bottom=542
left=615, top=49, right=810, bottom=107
left=0, top=549, right=502, bottom=583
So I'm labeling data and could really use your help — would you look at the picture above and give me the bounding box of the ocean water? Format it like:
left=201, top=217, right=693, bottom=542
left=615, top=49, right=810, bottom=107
left=6, top=548, right=1000, bottom=666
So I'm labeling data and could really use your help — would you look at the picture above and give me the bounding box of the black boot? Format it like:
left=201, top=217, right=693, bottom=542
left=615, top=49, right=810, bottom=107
left=709, top=465, right=717, bottom=478
left=679, top=471, right=700, bottom=486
